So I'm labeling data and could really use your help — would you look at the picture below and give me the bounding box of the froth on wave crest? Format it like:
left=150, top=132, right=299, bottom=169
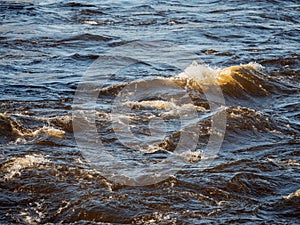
left=99, top=61, right=288, bottom=103
left=174, top=62, right=272, bottom=98
left=1, top=154, right=50, bottom=180
left=0, top=113, right=66, bottom=145
left=285, top=189, right=300, bottom=200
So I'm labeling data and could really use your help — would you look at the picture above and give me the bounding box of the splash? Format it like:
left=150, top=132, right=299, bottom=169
left=177, top=61, right=220, bottom=86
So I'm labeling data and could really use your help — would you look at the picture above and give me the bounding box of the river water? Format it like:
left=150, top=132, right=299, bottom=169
left=0, top=0, right=300, bottom=224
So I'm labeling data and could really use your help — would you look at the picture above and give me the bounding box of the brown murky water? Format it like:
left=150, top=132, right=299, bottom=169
left=0, top=0, right=299, bottom=224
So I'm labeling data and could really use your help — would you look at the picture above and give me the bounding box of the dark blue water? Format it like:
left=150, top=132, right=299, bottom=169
left=0, top=0, right=299, bottom=224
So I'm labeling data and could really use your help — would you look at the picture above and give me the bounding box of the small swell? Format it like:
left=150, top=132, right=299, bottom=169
left=59, top=34, right=113, bottom=43
left=226, top=106, right=276, bottom=133
left=71, top=53, right=99, bottom=60
left=61, top=2, right=96, bottom=8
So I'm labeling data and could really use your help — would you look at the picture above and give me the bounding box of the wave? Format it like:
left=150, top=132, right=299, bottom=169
left=175, top=62, right=296, bottom=99
left=285, top=189, right=300, bottom=200
left=60, top=33, right=112, bottom=42
left=269, top=188, right=300, bottom=219
left=88, top=62, right=300, bottom=159
left=99, top=62, right=294, bottom=103
left=0, top=154, right=49, bottom=181
left=0, top=113, right=67, bottom=145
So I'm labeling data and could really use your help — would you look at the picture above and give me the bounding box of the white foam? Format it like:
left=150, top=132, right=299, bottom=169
left=83, top=20, right=98, bottom=25
left=2, top=154, right=50, bottom=180
left=176, top=149, right=202, bottom=163
left=56, top=200, right=71, bottom=214
left=177, top=61, right=220, bottom=85
left=267, top=158, right=300, bottom=167
left=245, top=62, right=264, bottom=70
left=134, top=212, right=178, bottom=225
left=177, top=61, right=264, bottom=87
left=124, top=100, right=204, bottom=116
left=31, top=126, right=65, bottom=138
left=125, top=100, right=177, bottom=110
left=284, top=189, right=300, bottom=200
left=0, top=113, right=65, bottom=139
left=20, top=201, right=45, bottom=225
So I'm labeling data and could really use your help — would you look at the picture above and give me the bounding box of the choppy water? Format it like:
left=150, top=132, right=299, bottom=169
left=1, top=0, right=300, bottom=224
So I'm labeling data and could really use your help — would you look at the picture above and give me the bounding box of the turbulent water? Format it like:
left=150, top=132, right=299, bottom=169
left=1, top=0, right=300, bottom=224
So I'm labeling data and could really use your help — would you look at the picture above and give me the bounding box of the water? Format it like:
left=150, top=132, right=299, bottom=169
left=1, top=0, right=299, bottom=224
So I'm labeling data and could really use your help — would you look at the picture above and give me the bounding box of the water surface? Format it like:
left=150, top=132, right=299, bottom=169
left=0, top=0, right=299, bottom=224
